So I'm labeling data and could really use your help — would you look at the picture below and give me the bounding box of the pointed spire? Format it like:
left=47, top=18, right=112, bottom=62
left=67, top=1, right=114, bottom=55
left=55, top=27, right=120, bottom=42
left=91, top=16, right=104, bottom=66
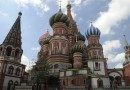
left=123, top=35, right=129, bottom=47
left=2, top=12, right=22, bottom=48
left=66, top=1, right=73, bottom=19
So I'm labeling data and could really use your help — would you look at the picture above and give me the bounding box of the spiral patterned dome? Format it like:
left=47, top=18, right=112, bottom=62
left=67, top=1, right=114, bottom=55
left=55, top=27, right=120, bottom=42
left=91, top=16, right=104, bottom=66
left=39, top=31, right=51, bottom=45
left=85, top=24, right=101, bottom=37
left=77, top=31, right=85, bottom=41
left=49, top=10, right=70, bottom=27
left=71, top=42, right=83, bottom=54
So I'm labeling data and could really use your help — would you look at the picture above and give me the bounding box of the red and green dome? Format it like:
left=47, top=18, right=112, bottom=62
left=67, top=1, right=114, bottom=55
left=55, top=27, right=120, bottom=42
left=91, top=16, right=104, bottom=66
left=71, top=42, right=83, bottom=54
left=39, top=31, right=51, bottom=45
left=49, top=10, right=70, bottom=27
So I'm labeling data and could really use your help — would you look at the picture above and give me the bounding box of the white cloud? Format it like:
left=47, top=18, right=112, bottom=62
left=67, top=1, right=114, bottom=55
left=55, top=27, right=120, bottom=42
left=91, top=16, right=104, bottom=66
left=103, top=40, right=125, bottom=63
left=103, top=40, right=121, bottom=55
left=71, top=11, right=77, bottom=19
left=31, top=47, right=40, bottom=51
left=82, top=0, right=92, bottom=6
left=94, top=0, right=130, bottom=35
left=74, top=0, right=82, bottom=5
left=21, top=55, right=35, bottom=71
left=112, top=53, right=125, bottom=63
left=14, top=0, right=50, bottom=16
left=115, top=63, right=123, bottom=68
left=0, top=11, right=8, bottom=17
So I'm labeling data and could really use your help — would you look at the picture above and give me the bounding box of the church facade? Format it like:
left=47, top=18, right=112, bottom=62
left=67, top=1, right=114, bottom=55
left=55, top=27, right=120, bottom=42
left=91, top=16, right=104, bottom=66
left=0, top=12, right=27, bottom=90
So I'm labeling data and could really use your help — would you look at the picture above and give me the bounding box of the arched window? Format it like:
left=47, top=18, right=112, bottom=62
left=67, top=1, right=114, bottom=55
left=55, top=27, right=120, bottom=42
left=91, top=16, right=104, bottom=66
left=0, top=47, right=2, bottom=52
left=15, top=68, right=20, bottom=76
left=15, top=49, right=20, bottom=57
left=7, top=80, right=13, bottom=90
left=95, top=62, right=98, bottom=70
left=54, top=64, right=58, bottom=69
left=0, top=47, right=2, bottom=55
left=8, top=66, right=14, bottom=75
left=97, top=78, right=103, bottom=88
left=83, top=79, right=86, bottom=84
left=63, top=80, right=65, bottom=85
left=71, top=79, right=75, bottom=85
left=14, top=81, right=18, bottom=86
left=6, top=46, right=12, bottom=56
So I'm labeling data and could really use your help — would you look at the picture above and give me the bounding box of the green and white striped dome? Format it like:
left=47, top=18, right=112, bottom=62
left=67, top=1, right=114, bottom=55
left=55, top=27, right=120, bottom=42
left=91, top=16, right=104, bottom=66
left=49, top=10, right=70, bottom=27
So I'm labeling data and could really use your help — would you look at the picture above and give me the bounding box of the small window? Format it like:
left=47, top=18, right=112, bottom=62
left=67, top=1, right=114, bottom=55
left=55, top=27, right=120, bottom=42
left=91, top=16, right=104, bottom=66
left=15, top=68, right=20, bottom=76
left=83, top=79, right=86, bottom=84
left=95, top=62, right=100, bottom=71
left=8, top=66, right=14, bottom=75
left=6, top=46, right=12, bottom=56
left=14, top=81, right=18, bottom=86
left=15, top=49, right=20, bottom=57
left=54, top=64, right=58, bottom=69
left=63, top=80, right=65, bottom=85
left=71, top=79, right=75, bottom=85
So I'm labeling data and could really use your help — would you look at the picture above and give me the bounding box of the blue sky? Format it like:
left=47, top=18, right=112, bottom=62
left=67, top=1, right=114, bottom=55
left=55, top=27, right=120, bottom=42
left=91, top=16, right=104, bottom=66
left=0, top=0, right=130, bottom=70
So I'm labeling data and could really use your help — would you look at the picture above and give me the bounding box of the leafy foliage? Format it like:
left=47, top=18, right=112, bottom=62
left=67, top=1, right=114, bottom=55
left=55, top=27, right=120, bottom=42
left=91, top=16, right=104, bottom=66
left=31, top=60, right=50, bottom=84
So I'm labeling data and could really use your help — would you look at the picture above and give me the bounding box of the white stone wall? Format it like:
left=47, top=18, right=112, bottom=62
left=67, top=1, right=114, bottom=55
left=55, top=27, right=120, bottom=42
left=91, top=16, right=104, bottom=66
left=60, top=72, right=64, bottom=77
left=78, top=70, right=87, bottom=74
left=66, top=71, right=72, bottom=76
left=88, top=60, right=105, bottom=75
left=3, top=76, right=20, bottom=90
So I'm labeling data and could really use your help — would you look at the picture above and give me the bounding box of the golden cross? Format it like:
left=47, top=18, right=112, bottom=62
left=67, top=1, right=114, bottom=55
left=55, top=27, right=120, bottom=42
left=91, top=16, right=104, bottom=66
left=58, top=0, right=62, bottom=10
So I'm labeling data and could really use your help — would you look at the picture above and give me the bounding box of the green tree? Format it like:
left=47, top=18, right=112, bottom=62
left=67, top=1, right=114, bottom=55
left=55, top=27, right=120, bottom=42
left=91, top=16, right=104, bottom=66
left=31, top=60, right=50, bottom=84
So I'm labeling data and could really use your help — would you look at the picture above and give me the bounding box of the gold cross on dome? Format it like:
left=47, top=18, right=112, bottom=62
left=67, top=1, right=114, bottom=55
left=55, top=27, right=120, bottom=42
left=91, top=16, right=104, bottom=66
left=58, top=0, right=62, bottom=10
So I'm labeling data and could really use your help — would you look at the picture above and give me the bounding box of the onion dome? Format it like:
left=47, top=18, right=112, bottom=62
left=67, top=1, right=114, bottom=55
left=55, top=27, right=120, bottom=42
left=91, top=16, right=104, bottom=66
left=49, top=10, right=70, bottom=27
left=39, top=31, right=51, bottom=45
left=42, top=39, right=50, bottom=45
left=71, top=42, right=83, bottom=54
left=77, top=31, right=85, bottom=41
left=85, top=23, right=101, bottom=37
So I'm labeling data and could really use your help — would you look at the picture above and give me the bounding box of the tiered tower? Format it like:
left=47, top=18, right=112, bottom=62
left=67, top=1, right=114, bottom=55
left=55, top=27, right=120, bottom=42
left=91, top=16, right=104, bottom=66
left=0, top=12, right=26, bottom=90
left=86, top=23, right=107, bottom=75
left=123, top=35, right=130, bottom=85
left=66, top=2, right=78, bottom=52
left=0, top=12, right=23, bottom=62
left=48, top=9, right=71, bottom=74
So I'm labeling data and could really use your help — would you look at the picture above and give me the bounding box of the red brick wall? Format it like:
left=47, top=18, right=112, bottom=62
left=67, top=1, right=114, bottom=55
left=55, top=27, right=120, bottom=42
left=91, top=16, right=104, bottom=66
left=124, top=64, right=130, bottom=85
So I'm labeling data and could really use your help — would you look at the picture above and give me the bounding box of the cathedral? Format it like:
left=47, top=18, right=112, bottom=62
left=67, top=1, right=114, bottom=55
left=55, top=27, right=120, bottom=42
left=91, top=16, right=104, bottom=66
left=0, top=1, right=130, bottom=90
left=34, top=2, right=130, bottom=89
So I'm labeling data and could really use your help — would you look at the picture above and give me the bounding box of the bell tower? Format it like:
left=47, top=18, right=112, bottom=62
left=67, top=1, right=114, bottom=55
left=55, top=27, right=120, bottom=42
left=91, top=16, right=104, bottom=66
left=0, top=12, right=23, bottom=63
left=0, top=12, right=26, bottom=90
